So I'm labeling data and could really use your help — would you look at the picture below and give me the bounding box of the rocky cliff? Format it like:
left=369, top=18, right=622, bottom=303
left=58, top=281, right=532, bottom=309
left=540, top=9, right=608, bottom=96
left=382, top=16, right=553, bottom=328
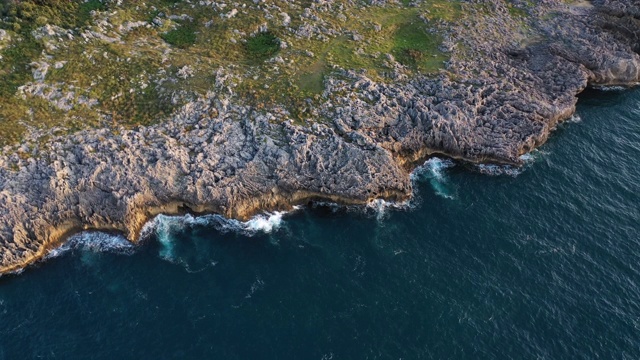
left=1, top=0, right=639, bottom=274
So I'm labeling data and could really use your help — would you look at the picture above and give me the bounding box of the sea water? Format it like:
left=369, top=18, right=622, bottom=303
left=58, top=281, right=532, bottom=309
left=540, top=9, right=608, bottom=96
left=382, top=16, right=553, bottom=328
left=0, top=88, right=639, bottom=359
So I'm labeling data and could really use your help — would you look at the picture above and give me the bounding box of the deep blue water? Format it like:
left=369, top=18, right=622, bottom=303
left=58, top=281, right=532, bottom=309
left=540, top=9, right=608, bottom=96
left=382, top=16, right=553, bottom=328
left=1, top=88, right=639, bottom=359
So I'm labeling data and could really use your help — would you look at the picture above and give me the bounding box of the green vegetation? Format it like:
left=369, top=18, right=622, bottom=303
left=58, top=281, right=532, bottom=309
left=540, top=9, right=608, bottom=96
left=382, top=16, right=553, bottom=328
left=392, top=19, right=445, bottom=69
left=0, top=0, right=98, bottom=29
left=0, top=0, right=474, bottom=145
left=245, top=32, right=280, bottom=62
left=0, top=36, right=41, bottom=97
left=162, top=23, right=197, bottom=48
left=296, top=60, right=326, bottom=95
left=77, top=0, right=106, bottom=25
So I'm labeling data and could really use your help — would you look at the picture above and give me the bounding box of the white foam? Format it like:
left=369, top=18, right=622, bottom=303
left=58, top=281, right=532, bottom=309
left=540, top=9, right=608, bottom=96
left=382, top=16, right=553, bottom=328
left=411, top=157, right=456, bottom=199
left=474, top=163, right=523, bottom=176
left=148, top=214, right=216, bottom=271
left=593, top=85, right=629, bottom=92
left=245, top=277, right=265, bottom=299
left=144, top=206, right=303, bottom=240
left=366, top=198, right=412, bottom=221
left=153, top=216, right=179, bottom=261
left=46, top=231, right=135, bottom=259
left=243, top=211, right=286, bottom=233
left=474, top=151, right=539, bottom=177
left=518, top=153, right=535, bottom=162
left=411, top=157, right=454, bottom=181
left=152, top=214, right=213, bottom=265
left=566, top=114, right=582, bottom=123
left=148, top=208, right=299, bottom=259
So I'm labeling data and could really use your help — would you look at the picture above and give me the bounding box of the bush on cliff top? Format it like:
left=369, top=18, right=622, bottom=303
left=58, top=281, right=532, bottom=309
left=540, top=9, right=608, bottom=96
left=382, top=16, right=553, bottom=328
left=162, top=23, right=197, bottom=48
left=245, top=31, right=280, bottom=62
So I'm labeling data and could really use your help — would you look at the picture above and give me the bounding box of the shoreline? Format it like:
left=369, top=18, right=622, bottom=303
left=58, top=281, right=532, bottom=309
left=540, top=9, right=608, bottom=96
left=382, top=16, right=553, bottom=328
left=0, top=187, right=412, bottom=276
left=1, top=0, right=639, bottom=277
left=0, top=99, right=603, bottom=277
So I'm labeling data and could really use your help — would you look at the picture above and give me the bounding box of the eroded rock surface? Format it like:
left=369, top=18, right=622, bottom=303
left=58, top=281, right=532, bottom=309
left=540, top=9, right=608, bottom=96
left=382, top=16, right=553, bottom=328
left=1, top=0, right=639, bottom=274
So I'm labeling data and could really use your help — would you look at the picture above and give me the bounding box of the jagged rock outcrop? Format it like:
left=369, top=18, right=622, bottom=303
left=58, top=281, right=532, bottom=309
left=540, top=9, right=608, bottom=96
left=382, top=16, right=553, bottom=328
left=1, top=0, right=639, bottom=274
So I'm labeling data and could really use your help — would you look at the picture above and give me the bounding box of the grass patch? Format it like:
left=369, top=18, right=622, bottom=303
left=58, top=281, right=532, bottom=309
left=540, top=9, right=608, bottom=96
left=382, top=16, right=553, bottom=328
left=392, top=19, right=446, bottom=71
left=104, top=86, right=172, bottom=126
left=423, top=0, right=462, bottom=22
left=0, top=35, right=41, bottom=97
left=0, top=0, right=102, bottom=29
left=296, top=60, right=325, bottom=95
left=318, top=7, right=451, bottom=75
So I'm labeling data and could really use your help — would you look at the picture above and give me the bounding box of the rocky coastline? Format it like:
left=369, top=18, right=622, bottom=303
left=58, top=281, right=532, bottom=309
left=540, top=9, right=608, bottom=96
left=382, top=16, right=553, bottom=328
left=1, top=0, right=639, bottom=275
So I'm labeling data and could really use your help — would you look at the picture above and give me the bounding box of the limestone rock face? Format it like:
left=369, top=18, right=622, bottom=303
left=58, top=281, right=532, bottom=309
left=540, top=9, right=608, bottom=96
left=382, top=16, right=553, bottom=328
left=1, top=0, right=639, bottom=274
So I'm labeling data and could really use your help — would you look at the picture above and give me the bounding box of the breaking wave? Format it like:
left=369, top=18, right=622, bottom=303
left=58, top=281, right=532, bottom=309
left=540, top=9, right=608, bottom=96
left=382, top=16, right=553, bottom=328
left=148, top=209, right=297, bottom=270
left=592, top=85, right=630, bottom=92
left=46, top=232, right=135, bottom=259
left=243, top=211, right=288, bottom=233
left=40, top=208, right=298, bottom=272
left=41, top=156, right=537, bottom=268
left=567, top=114, right=582, bottom=123
left=148, top=209, right=295, bottom=239
left=363, top=157, right=459, bottom=220
left=411, top=157, right=456, bottom=199
left=366, top=198, right=412, bottom=221
left=474, top=152, right=538, bottom=176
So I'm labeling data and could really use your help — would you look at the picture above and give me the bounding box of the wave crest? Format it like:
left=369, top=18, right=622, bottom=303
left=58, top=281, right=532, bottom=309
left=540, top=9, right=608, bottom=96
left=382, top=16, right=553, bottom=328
left=411, top=157, right=456, bottom=199
left=474, top=152, right=538, bottom=176
left=150, top=209, right=294, bottom=239
left=148, top=209, right=297, bottom=270
left=46, top=232, right=135, bottom=259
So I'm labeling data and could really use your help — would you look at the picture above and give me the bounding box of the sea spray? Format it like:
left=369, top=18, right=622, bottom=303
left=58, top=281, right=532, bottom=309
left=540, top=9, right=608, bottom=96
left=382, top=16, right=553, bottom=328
left=39, top=208, right=298, bottom=272
left=567, top=114, right=582, bottom=123
left=474, top=152, right=538, bottom=176
left=321, top=158, right=458, bottom=221
left=46, top=232, right=135, bottom=259
left=148, top=209, right=299, bottom=269
left=145, top=209, right=296, bottom=244
left=42, top=155, right=530, bottom=265
left=592, top=85, right=630, bottom=92
left=365, top=158, right=460, bottom=219
left=153, top=215, right=218, bottom=272
left=366, top=198, right=412, bottom=222
left=242, top=211, right=288, bottom=233
left=411, top=157, right=457, bottom=199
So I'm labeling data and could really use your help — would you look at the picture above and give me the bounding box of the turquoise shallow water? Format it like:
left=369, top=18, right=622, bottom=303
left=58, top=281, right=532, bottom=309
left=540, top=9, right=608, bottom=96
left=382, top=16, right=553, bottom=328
left=1, top=88, right=639, bottom=359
